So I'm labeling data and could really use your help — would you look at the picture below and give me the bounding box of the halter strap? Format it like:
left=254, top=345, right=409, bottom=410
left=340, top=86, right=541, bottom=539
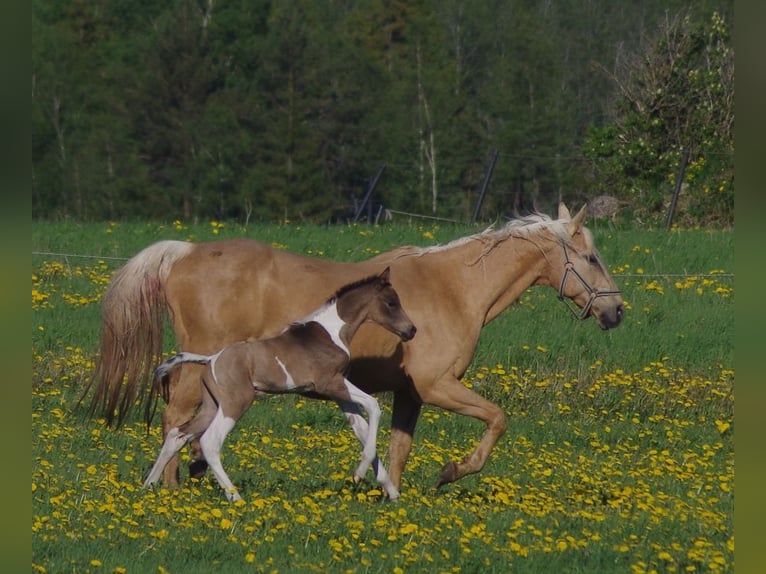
left=557, top=242, right=621, bottom=320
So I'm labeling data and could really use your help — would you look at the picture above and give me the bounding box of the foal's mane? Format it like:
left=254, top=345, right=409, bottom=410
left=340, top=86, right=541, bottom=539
left=293, top=273, right=386, bottom=328
left=328, top=272, right=387, bottom=304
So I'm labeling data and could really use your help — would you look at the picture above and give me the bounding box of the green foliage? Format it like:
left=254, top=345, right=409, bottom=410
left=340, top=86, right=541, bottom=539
left=32, top=1, right=733, bottom=226
left=583, top=10, right=734, bottom=227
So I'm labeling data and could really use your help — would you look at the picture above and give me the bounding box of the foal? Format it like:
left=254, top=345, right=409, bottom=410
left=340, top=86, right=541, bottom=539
left=143, top=267, right=415, bottom=502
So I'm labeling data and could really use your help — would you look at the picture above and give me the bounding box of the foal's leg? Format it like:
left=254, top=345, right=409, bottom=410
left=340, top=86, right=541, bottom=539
left=196, top=386, right=255, bottom=503
left=144, top=391, right=217, bottom=488
left=336, top=399, right=399, bottom=501
left=335, top=380, right=397, bottom=495
left=198, top=406, right=244, bottom=503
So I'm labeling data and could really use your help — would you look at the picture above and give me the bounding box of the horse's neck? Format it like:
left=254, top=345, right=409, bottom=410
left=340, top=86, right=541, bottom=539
left=461, top=233, right=551, bottom=324
left=336, top=306, right=367, bottom=349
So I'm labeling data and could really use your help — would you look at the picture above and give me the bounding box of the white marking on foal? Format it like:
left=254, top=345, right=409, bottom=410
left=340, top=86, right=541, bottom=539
left=200, top=408, right=241, bottom=502
left=336, top=381, right=399, bottom=499
left=303, top=301, right=349, bottom=355
left=274, top=356, right=295, bottom=389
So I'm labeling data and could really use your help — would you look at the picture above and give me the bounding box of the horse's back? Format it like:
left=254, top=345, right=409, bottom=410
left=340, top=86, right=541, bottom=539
left=163, top=239, right=370, bottom=353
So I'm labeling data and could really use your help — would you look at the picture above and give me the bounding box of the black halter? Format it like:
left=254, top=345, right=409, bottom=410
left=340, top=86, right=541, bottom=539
left=557, top=241, right=621, bottom=320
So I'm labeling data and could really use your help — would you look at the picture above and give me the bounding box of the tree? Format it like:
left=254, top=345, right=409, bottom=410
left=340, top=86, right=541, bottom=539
left=583, top=10, right=734, bottom=226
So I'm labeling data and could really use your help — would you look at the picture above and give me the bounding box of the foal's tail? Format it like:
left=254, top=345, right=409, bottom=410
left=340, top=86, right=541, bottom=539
left=155, top=352, right=212, bottom=392
left=80, top=240, right=196, bottom=427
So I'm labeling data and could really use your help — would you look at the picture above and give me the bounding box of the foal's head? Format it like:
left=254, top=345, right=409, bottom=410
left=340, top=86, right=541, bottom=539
left=334, top=267, right=417, bottom=341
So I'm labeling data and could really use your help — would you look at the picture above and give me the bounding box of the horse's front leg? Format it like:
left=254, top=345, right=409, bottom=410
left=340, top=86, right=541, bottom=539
left=387, top=389, right=423, bottom=491
left=160, top=364, right=205, bottom=486
left=421, top=376, right=507, bottom=488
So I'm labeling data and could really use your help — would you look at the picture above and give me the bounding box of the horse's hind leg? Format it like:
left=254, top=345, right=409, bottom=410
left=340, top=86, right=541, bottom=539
left=161, top=364, right=205, bottom=486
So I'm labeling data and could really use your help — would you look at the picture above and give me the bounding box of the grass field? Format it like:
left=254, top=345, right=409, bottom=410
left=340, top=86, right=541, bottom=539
left=32, top=219, right=733, bottom=573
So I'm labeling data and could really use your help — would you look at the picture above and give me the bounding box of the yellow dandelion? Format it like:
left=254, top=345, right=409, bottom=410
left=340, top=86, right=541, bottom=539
left=714, top=420, right=730, bottom=434
left=658, top=551, right=674, bottom=561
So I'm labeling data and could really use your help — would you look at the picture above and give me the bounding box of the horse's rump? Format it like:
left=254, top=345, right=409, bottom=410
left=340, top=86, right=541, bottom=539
left=82, top=240, right=195, bottom=426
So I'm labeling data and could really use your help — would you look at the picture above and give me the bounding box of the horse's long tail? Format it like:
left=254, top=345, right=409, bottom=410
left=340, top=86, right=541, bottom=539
left=80, top=240, right=195, bottom=427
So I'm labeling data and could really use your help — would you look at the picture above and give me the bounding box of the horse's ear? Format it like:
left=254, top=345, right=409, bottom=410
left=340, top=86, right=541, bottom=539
left=567, top=204, right=588, bottom=236
left=558, top=202, right=572, bottom=220
left=378, top=266, right=391, bottom=283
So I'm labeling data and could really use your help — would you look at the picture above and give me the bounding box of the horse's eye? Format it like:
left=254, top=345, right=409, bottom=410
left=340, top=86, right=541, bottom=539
left=586, top=253, right=599, bottom=265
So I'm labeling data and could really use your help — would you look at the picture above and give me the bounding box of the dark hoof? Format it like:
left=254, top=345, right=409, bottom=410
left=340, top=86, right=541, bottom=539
left=436, top=461, right=458, bottom=489
left=188, top=459, right=209, bottom=479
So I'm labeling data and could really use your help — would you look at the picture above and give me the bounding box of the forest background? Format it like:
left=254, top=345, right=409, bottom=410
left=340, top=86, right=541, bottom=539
left=32, top=0, right=734, bottom=227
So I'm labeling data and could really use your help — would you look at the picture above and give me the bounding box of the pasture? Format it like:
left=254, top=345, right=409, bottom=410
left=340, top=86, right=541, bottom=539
left=32, top=219, right=733, bottom=573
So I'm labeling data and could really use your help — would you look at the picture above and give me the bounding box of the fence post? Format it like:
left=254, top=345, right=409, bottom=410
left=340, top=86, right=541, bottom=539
left=472, top=149, right=499, bottom=223
left=354, top=163, right=387, bottom=222
left=664, top=147, right=690, bottom=230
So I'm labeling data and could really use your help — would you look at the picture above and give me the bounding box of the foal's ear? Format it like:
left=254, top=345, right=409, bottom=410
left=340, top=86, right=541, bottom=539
left=378, top=266, right=391, bottom=283
left=566, top=204, right=588, bottom=236
left=558, top=202, right=572, bottom=220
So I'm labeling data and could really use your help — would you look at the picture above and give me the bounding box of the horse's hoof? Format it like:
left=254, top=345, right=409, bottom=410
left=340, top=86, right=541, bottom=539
left=436, top=461, right=458, bottom=489
left=189, top=459, right=209, bottom=479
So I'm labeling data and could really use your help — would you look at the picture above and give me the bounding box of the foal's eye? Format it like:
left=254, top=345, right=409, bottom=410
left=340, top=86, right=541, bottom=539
left=586, top=253, right=600, bottom=265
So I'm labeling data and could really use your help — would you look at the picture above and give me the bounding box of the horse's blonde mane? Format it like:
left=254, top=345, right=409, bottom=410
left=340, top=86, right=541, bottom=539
left=396, top=212, right=574, bottom=259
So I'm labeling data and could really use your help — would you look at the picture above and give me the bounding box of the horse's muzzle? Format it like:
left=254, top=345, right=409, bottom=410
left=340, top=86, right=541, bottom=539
left=597, top=303, right=624, bottom=330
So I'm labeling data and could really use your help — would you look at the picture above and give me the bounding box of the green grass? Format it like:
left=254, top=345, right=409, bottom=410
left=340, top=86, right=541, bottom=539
left=33, top=220, right=733, bottom=573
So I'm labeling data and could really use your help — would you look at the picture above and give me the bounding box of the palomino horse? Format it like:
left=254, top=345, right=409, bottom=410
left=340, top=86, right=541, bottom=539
left=84, top=203, right=623, bottom=492
left=143, top=268, right=416, bottom=501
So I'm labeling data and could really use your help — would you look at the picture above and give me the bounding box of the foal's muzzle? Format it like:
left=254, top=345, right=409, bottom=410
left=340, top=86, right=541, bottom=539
left=400, top=325, right=417, bottom=341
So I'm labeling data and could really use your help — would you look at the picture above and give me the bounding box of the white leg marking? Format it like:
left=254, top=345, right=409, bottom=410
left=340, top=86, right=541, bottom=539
left=339, top=405, right=399, bottom=500
left=143, top=427, right=192, bottom=487
left=340, top=381, right=399, bottom=499
left=199, top=408, right=241, bottom=502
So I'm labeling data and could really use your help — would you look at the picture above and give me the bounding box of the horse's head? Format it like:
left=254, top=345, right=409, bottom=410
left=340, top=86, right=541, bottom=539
left=549, top=203, right=624, bottom=330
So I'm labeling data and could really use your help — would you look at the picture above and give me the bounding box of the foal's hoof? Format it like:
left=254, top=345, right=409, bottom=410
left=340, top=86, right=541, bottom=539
left=189, top=459, right=209, bottom=479
left=436, top=461, right=458, bottom=489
